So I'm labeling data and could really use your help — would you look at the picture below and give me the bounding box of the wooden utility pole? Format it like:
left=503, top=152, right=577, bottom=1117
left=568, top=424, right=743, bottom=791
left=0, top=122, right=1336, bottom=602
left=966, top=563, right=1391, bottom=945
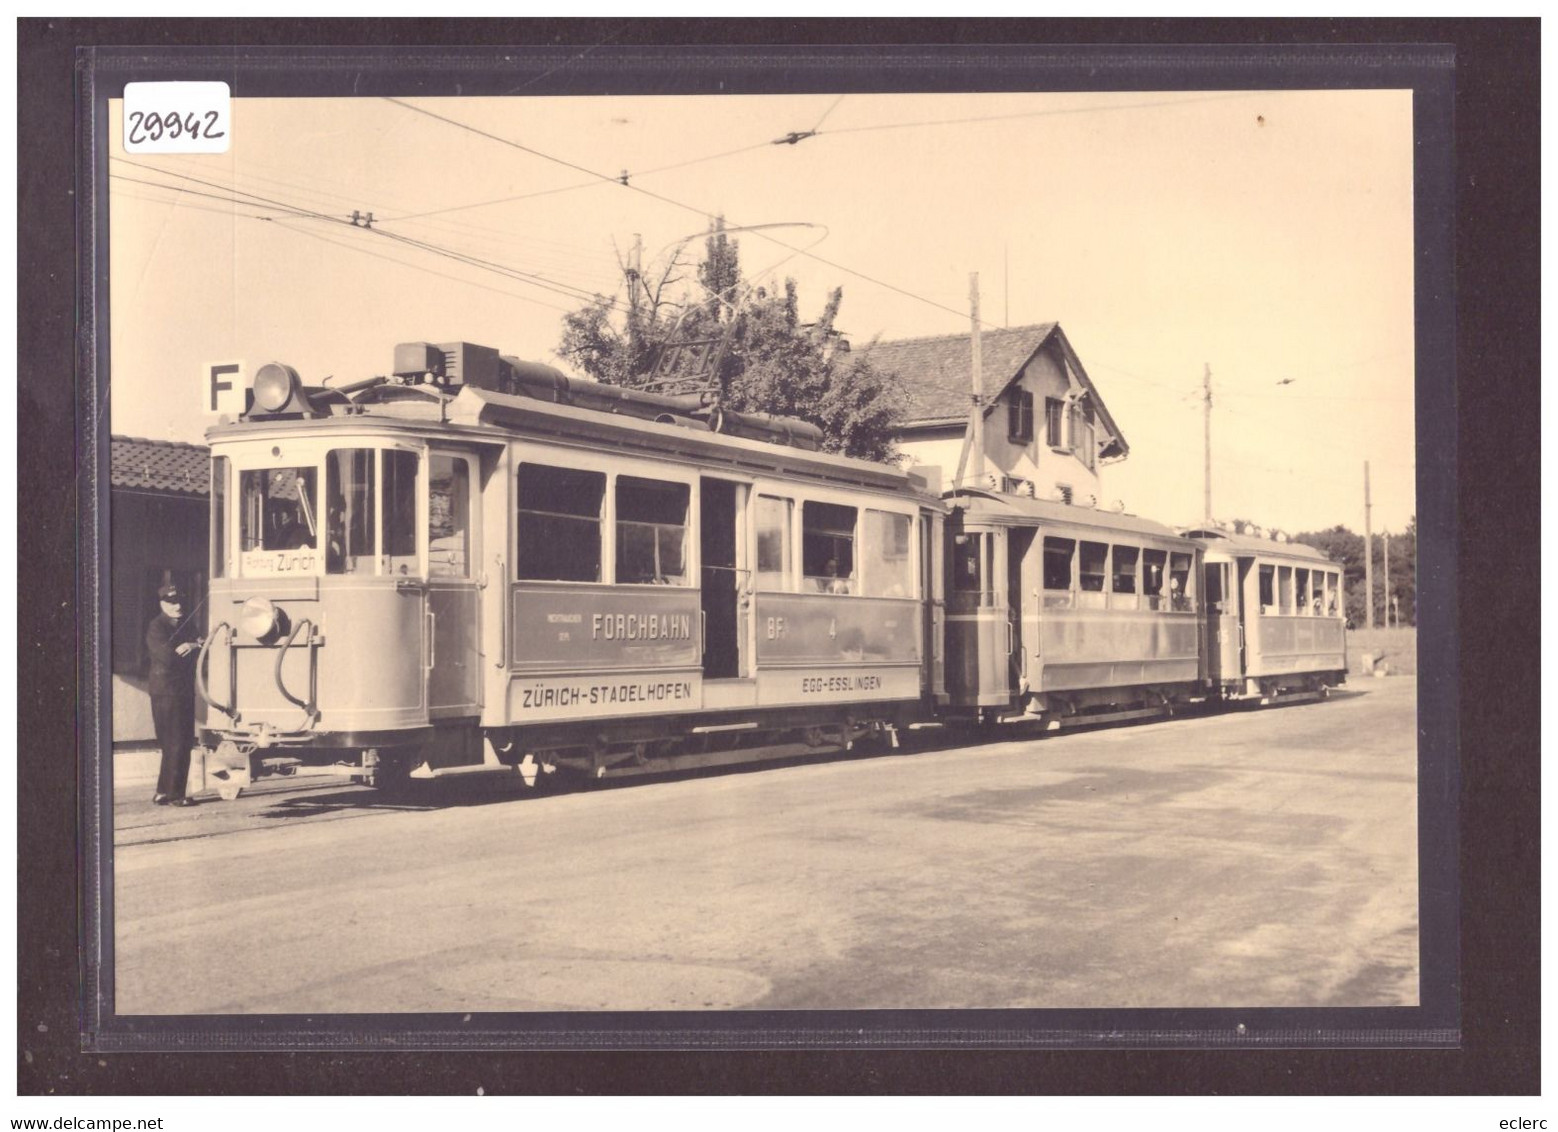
left=1202, top=364, right=1213, bottom=525
left=1363, top=460, right=1375, bottom=630
left=951, top=273, right=985, bottom=490
left=628, top=233, right=643, bottom=309
left=969, top=273, right=985, bottom=486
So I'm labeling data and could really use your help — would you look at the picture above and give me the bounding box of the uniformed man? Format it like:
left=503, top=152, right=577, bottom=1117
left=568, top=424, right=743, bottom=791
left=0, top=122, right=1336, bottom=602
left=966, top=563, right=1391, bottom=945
left=147, top=583, right=201, bottom=806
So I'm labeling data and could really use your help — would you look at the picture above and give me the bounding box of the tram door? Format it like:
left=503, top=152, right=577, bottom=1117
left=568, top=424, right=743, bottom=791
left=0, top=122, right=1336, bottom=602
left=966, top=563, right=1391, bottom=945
left=1007, top=527, right=1037, bottom=693
left=1202, top=560, right=1241, bottom=687
left=426, top=449, right=482, bottom=717
left=700, top=478, right=745, bottom=679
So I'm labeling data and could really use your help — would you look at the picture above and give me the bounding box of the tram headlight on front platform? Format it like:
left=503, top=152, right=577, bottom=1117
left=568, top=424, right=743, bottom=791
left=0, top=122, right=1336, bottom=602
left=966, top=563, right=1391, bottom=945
left=239, top=596, right=283, bottom=643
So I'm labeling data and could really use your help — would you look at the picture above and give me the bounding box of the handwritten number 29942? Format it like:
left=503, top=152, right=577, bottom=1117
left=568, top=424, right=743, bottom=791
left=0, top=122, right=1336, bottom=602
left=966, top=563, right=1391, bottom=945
left=127, top=109, right=226, bottom=145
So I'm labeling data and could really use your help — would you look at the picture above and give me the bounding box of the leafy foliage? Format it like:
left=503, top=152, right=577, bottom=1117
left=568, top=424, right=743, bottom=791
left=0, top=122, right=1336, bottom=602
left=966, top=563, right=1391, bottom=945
left=1293, top=520, right=1415, bottom=626
left=557, top=219, right=906, bottom=463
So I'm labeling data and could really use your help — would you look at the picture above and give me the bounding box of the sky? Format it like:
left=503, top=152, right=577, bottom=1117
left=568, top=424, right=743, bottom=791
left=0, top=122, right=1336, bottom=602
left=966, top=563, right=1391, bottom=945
left=109, top=89, right=1417, bottom=534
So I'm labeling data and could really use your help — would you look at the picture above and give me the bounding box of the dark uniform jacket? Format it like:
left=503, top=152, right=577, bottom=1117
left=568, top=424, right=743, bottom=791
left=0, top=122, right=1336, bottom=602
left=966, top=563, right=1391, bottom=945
left=146, top=612, right=199, bottom=700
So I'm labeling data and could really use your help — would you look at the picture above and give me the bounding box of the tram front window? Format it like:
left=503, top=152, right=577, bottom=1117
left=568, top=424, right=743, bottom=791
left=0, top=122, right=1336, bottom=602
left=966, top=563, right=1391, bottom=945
left=240, top=466, right=320, bottom=574
left=326, top=449, right=376, bottom=574
left=382, top=450, right=420, bottom=576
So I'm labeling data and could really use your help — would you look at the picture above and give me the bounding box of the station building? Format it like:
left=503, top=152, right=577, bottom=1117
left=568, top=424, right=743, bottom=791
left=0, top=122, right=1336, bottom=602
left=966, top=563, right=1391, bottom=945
left=109, top=435, right=210, bottom=744
left=868, top=322, right=1129, bottom=503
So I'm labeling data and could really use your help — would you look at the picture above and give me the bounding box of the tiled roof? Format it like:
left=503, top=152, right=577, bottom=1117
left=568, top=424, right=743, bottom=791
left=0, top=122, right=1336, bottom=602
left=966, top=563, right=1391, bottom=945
left=864, top=323, right=1059, bottom=427
left=864, top=321, right=1127, bottom=458
left=110, top=435, right=210, bottom=497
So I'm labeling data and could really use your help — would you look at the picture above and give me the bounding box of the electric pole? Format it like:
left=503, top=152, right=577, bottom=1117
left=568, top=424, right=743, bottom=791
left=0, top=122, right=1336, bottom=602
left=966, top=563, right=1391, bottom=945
left=1202, top=364, right=1213, bottom=525
left=970, top=273, right=985, bottom=486
left=1364, top=460, right=1374, bottom=630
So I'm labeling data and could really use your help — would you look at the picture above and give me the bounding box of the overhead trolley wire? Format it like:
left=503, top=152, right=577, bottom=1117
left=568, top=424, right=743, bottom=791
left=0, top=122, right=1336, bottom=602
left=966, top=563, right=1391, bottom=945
left=266, top=218, right=578, bottom=313
left=382, top=97, right=986, bottom=328
left=110, top=157, right=630, bottom=312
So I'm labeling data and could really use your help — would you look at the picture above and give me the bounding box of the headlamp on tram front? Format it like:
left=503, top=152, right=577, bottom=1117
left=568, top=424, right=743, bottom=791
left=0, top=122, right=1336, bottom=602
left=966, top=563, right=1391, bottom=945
left=248, top=362, right=315, bottom=418
left=239, top=596, right=285, bottom=643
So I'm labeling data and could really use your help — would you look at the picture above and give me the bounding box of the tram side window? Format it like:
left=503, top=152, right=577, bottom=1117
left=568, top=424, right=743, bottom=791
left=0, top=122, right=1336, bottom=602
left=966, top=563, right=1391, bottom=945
left=803, top=502, right=856, bottom=594
left=1142, top=548, right=1167, bottom=610
left=382, top=450, right=420, bottom=576
left=1078, top=540, right=1108, bottom=606
left=1042, top=537, right=1075, bottom=608
left=951, top=532, right=994, bottom=608
left=517, top=463, right=605, bottom=582
left=862, top=510, right=912, bottom=597
left=1169, top=552, right=1194, bottom=610
left=428, top=455, right=471, bottom=578
left=1111, top=545, right=1139, bottom=604
left=325, top=449, right=376, bottom=574
left=1328, top=571, right=1341, bottom=616
left=240, top=466, right=319, bottom=557
left=1277, top=566, right=1294, bottom=614
left=1258, top=564, right=1275, bottom=613
left=1296, top=568, right=1311, bottom=614
left=754, top=495, right=793, bottom=591
left=616, top=475, right=690, bottom=585
left=211, top=456, right=229, bottom=578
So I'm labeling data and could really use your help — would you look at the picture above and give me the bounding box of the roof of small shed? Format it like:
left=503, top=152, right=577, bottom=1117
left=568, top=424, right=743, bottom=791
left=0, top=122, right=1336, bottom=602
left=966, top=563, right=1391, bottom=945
left=110, top=436, right=210, bottom=497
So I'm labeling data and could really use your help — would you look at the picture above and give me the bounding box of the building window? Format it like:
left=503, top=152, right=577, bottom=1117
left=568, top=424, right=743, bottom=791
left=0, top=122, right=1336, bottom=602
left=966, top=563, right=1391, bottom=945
left=802, top=501, right=856, bottom=593
left=516, top=463, right=604, bottom=582
left=1045, top=398, right=1065, bottom=447
left=1008, top=388, right=1034, bottom=443
left=1070, top=399, right=1096, bottom=470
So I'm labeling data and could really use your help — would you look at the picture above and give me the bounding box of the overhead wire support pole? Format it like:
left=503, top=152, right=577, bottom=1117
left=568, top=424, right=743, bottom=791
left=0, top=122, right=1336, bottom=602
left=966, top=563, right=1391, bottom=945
left=970, top=274, right=985, bottom=488
left=1364, top=460, right=1374, bottom=630
left=951, top=272, right=983, bottom=491
left=1203, top=363, right=1213, bottom=525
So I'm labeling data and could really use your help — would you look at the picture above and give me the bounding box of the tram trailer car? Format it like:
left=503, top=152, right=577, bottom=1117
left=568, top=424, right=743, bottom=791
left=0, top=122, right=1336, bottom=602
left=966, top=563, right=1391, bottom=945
left=944, top=488, right=1208, bottom=728
left=1182, top=527, right=1348, bottom=703
left=197, top=341, right=948, bottom=793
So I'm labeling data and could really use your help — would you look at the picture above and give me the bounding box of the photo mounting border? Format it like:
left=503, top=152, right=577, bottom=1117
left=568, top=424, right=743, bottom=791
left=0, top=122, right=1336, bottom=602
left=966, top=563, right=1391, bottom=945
left=74, top=39, right=1459, bottom=1055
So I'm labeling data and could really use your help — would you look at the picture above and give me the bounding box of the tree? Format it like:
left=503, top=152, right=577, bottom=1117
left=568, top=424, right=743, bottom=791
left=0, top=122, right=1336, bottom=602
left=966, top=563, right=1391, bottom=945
left=557, top=219, right=906, bottom=462
left=1293, top=521, right=1416, bottom=628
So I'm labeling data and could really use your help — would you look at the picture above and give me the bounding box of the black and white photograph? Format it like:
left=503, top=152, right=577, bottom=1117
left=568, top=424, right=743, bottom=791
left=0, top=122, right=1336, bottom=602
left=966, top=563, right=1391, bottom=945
left=96, top=71, right=1438, bottom=1030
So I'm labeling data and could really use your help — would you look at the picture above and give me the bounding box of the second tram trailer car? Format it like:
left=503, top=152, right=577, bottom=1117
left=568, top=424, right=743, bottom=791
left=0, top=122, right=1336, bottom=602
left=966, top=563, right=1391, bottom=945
left=943, top=487, right=1206, bottom=728
left=197, top=341, right=947, bottom=792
